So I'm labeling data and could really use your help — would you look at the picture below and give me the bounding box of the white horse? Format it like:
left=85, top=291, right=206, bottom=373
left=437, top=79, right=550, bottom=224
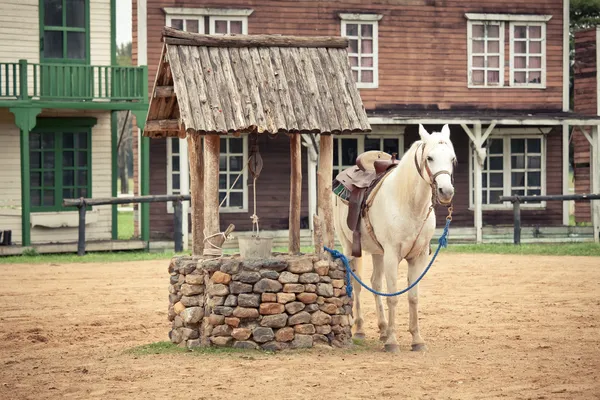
left=332, top=124, right=457, bottom=352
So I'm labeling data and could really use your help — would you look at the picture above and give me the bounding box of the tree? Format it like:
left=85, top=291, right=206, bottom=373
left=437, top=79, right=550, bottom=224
left=116, top=41, right=132, bottom=66
left=571, top=0, right=600, bottom=30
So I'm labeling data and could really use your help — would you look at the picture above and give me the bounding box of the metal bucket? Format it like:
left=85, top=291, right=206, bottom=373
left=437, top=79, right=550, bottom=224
left=238, top=236, right=273, bottom=259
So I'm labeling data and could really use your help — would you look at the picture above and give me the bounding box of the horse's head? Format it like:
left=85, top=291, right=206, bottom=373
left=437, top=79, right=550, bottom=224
left=417, top=124, right=457, bottom=205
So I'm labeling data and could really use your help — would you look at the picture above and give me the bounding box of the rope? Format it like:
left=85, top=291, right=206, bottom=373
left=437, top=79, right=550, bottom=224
left=324, top=217, right=452, bottom=298
left=250, top=177, right=259, bottom=236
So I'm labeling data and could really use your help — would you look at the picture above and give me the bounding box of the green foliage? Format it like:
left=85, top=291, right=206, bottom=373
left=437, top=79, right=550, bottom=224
left=571, top=0, right=600, bottom=30
left=22, top=248, right=39, bottom=257
left=127, top=341, right=263, bottom=356
left=116, top=41, right=132, bottom=66
left=445, top=243, right=600, bottom=257
left=0, top=250, right=181, bottom=264
left=118, top=210, right=134, bottom=240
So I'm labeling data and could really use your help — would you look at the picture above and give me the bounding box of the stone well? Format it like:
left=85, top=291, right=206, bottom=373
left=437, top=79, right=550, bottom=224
left=167, top=253, right=353, bottom=351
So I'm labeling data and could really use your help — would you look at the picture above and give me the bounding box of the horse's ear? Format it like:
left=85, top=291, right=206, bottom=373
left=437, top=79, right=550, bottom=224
left=418, top=124, right=430, bottom=141
left=441, top=124, right=451, bottom=139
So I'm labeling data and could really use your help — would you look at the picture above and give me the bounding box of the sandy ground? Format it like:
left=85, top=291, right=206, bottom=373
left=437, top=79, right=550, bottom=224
left=0, top=253, right=599, bottom=400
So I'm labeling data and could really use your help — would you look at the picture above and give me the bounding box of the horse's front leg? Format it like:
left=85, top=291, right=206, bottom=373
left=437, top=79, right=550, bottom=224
left=350, top=256, right=366, bottom=340
left=383, top=250, right=401, bottom=352
left=406, top=251, right=429, bottom=351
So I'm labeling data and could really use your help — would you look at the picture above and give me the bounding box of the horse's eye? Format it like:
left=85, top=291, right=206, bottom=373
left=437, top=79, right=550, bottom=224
left=427, top=156, right=433, bottom=162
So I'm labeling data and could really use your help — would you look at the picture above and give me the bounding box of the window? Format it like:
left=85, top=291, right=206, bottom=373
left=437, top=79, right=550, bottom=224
left=164, top=7, right=252, bottom=35
left=467, top=21, right=504, bottom=87
left=510, top=23, right=546, bottom=87
left=40, top=0, right=89, bottom=62
left=209, top=16, right=247, bottom=34
left=29, top=118, right=96, bottom=212
left=470, top=132, right=546, bottom=209
left=168, top=17, right=203, bottom=33
left=333, top=130, right=403, bottom=179
left=465, top=14, right=551, bottom=89
left=340, top=14, right=382, bottom=89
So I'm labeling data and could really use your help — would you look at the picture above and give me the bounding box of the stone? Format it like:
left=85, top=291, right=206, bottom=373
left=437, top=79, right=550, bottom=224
left=170, top=274, right=181, bottom=285
left=287, top=258, right=313, bottom=274
left=242, top=258, right=288, bottom=272
left=254, top=279, right=283, bottom=293
left=210, top=336, right=233, bottom=347
left=224, top=295, right=238, bottom=307
left=320, top=303, right=338, bottom=315
left=332, top=315, right=350, bottom=326
left=325, top=297, right=344, bottom=307
left=168, top=306, right=176, bottom=321
left=181, top=260, right=197, bottom=275
left=277, top=293, right=296, bottom=304
left=278, top=271, right=299, bottom=284
left=260, top=314, right=288, bottom=328
left=262, top=293, right=277, bottom=302
left=332, top=279, right=345, bottom=289
left=231, top=328, right=252, bottom=341
left=294, top=324, right=316, bottom=335
left=230, top=281, right=253, bottom=294
left=320, top=276, right=332, bottom=283
left=305, top=284, right=316, bottom=293
left=261, top=341, right=289, bottom=351
left=333, top=288, right=344, bottom=297
left=212, top=324, right=233, bottom=337
left=283, top=284, right=305, bottom=293
left=201, top=259, right=221, bottom=273
left=260, top=269, right=280, bottom=280
left=314, top=260, right=329, bottom=276
left=173, top=316, right=184, bottom=329
left=212, top=306, right=234, bottom=316
left=311, top=311, right=332, bottom=326
left=275, top=327, right=295, bottom=342
left=225, top=317, right=241, bottom=328
left=317, top=283, right=334, bottom=297
left=168, top=284, right=178, bottom=294
left=233, top=341, right=259, bottom=350
left=312, top=334, right=330, bottom=346
left=182, top=307, right=204, bottom=324
left=168, top=259, right=177, bottom=274
left=331, top=325, right=344, bottom=335
left=233, top=307, right=259, bottom=319
left=252, top=327, right=274, bottom=343
left=181, top=284, right=204, bottom=296
left=297, top=293, right=318, bottom=304
left=316, top=325, right=332, bottom=335
left=169, top=328, right=182, bottom=344
left=210, top=296, right=225, bottom=307
left=187, top=339, right=202, bottom=349
left=208, top=314, right=225, bottom=325
left=186, top=274, right=205, bottom=285
left=181, top=327, right=199, bottom=340
left=284, top=301, right=305, bottom=315
left=237, top=293, right=260, bottom=308
left=343, top=305, right=353, bottom=315
left=299, top=273, right=320, bottom=284
left=169, top=293, right=182, bottom=304
left=288, top=311, right=311, bottom=325
left=220, top=259, right=241, bottom=274
left=209, top=284, right=229, bottom=296
left=180, top=295, right=201, bottom=307
left=173, top=301, right=186, bottom=314
left=211, top=271, right=232, bottom=284
left=260, top=303, right=285, bottom=315
left=305, top=304, right=319, bottom=313
left=291, top=334, right=313, bottom=349
left=329, top=270, right=345, bottom=279
left=235, top=271, right=262, bottom=283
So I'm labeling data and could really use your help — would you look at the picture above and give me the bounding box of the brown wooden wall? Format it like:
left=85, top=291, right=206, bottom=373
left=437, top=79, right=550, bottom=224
left=573, top=28, right=596, bottom=223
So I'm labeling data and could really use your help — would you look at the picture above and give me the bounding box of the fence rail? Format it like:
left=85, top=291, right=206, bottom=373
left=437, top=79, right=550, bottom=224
left=64, top=195, right=191, bottom=256
left=498, top=194, right=600, bottom=245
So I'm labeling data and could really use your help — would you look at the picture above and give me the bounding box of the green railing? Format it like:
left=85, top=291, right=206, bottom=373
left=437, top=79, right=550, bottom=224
left=0, top=59, right=147, bottom=102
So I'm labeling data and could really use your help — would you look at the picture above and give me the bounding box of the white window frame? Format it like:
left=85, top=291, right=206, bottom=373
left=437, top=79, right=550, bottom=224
left=209, top=16, right=248, bottom=35
left=339, top=13, right=382, bottom=89
left=165, top=14, right=205, bottom=33
left=163, top=7, right=253, bottom=34
left=509, top=22, right=547, bottom=89
left=469, top=129, right=549, bottom=210
left=467, top=20, right=505, bottom=88
left=218, top=136, right=249, bottom=213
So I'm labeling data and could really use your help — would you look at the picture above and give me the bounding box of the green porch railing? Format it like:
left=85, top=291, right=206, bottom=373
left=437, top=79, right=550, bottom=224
left=0, top=59, right=147, bottom=102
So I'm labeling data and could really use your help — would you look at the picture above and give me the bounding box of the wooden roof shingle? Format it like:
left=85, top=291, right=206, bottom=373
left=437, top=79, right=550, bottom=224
left=143, top=27, right=371, bottom=138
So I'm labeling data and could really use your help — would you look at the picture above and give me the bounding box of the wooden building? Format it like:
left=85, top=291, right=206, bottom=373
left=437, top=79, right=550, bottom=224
left=0, top=0, right=148, bottom=252
left=133, top=0, right=600, bottom=245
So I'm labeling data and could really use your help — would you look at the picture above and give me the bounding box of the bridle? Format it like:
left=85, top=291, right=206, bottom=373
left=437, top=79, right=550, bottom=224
left=414, top=141, right=456, bottom=207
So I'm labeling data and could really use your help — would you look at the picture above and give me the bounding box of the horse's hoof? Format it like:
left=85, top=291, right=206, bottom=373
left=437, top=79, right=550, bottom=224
left=384, top=343, right=400, bottom=353
left=353, top=332, right=366, bottom=340
left=411, top=343, right=427, bottom=352
left=379, top=334, right=388, bottom=342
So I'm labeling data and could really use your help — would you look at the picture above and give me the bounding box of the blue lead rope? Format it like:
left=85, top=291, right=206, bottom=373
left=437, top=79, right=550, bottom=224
left=324, top=218, right=451, bottom=298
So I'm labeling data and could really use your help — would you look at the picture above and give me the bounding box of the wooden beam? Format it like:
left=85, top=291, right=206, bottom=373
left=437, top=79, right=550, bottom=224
left=203, top=134, right=221, bottom=254
left=187, top=134, right=204, bottom=255
left=144, top=119, right=180, bottom=132
left=481, top=121, right=497, bottom=143
left=318, top=134, right=335, bottom=249
left=289, top=134, right=302, bottom=254
left=154, top=85, right=175, bottom=98
left=162, top=26, right=349, bottom=48
left=473, top=123, right=483, bottom=244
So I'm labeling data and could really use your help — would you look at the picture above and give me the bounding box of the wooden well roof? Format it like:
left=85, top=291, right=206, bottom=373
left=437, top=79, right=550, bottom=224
left=143, top=27, right=371, bottom=138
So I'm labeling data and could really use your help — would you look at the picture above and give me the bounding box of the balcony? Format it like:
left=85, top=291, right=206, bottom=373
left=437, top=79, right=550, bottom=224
left=0, top=60, right=148, bottom=110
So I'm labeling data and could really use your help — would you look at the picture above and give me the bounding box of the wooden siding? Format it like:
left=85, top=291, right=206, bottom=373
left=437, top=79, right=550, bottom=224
left=0, top=0, right=39, bottom=64
left=573, top=28, right=596, bottom=222
left=0, top=109, right=114, bottom=245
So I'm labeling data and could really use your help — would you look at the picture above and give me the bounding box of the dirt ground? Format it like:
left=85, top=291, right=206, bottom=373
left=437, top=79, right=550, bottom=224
left=0, top=253, right=599, bottom=400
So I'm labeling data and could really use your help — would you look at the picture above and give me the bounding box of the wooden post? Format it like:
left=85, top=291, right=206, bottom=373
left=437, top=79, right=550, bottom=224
left=513, top=199, right=521, bottom=245
left=473, top=123, right=483, bottom=244
left=174, top=200, right=183, bottom=252
left=78, top=202, right=87, bottom=256
left=313, top=214, right=323, bottom=256
left=318, top=134, right=334, bottom=249
left=289, top=134, right=302, bottom=254
left=592, top=126, right=600, bottom=243
left=178, top=136, right=189, bottom=250
left=203, top=134, right=220, bottom=253
left=187, top=134, right=204, bottom=255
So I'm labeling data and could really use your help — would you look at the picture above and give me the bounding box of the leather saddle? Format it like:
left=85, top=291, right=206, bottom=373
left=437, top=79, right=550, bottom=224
left=332, top=150, right=400, bottom=257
